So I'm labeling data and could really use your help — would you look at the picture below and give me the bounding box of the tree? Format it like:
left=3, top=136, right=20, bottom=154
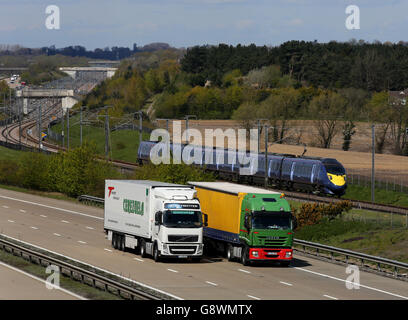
left=310, top=92, right=346, bottom=148
left=256, top=88, right=300, bottom=143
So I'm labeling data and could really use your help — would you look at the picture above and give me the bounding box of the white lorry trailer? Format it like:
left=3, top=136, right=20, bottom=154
left=104, top=180, right=205, bottom=262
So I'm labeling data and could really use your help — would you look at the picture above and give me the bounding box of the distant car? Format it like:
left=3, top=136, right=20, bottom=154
left=21, top=81, right=26, bottom=86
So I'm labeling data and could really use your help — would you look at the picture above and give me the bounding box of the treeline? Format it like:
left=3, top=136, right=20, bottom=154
left=181, top=41, right=408, bottom=91
left=0, top=144, right=120, bottom=198
left=0, top=43, right=173, bottom=61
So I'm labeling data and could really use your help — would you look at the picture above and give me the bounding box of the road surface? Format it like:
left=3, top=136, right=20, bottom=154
left=0, top=187, right=406, bottom=300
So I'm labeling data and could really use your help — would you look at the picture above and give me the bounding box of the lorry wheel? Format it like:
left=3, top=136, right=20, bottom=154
left=119, top=235, right=125, bottom=252
left=241, top=247, right=250, bottom=266
left=112, top=233, right=118, bottom=249
left=140, top=239, right=147, bottom=258
left=153, top=243, right=160, bottom=262
left=227, top=244, right=234, bottom=261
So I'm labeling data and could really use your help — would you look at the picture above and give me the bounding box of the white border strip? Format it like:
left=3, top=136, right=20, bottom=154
left=1, top=234, right=183, bottom=300
left=0, top=261, right=87, bottom=300
left=0, top=195, right=103, bottom=220
left=294, top=267, right=408, bottom=300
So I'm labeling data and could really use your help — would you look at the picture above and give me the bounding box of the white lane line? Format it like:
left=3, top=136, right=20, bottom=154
left=323, top=294, right=338, bottom=300
left=86, top=226, right=94, bottom=230
left=205, top=281, right=218, bottom=286
left=2, top=205, right=9, bottom=209
left=247, top=295, right=261, bottom=300
left=134, top=258, right=144, bottom=262
left=167, top=269, right=179, bottom=273
left=40, top=215, right=47, bottom=218
left=53, top=233, right=61, bottom=237
left=0, top=195, right=103, bottom=220
left=2, top=234, right=183, bottom=301
left=30, top=226, right=38, bottom=230
left=238, top=269, right=251, bottom=274
left=280, top=281, right=293, bottom=286
left=294, top=267, right=408, bottom=300
left=104, top=248, right=113, bottom=252
left=61, top=220, right=70, bottom=224
left=78, top=241, right=87, bottom=244
left=0, top=260, right=86, bottom=300
left=7, top=220, right=14, bottom=223
left=19, top=209, right=26, bottom=213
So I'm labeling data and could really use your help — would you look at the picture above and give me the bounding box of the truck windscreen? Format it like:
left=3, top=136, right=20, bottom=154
left=163, top=210, right=202, bottom=228
left=252, top=213, right=291, bottom=230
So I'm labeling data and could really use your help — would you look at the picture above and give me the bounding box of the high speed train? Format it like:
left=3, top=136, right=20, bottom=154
left=137, top=141, right=347, bottom=196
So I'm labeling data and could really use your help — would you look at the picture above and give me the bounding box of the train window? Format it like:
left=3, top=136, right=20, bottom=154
left=323, top=160, right=345, bottom=175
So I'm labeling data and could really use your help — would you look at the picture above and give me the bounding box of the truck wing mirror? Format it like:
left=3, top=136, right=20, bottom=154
left=203, top=213, right=208, bottom=227
left=155, top=211, right=162, bottom=226
left=244, top=214, right=250, bottom=230
left=292, top=215, right=298, bottom=230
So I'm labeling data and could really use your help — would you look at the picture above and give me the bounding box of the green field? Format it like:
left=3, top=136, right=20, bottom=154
left=48, top=114, right=150, bottom=163
left=344, top=184, right=408, bottom=208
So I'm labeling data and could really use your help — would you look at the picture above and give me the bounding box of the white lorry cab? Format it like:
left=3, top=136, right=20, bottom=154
left=104, top=180, right=205, bottom=262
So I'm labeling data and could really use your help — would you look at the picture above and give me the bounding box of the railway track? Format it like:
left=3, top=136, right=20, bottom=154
left=1, top=115, right=407, bottom=216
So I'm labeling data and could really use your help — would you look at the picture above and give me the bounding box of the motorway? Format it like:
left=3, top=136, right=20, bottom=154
left=0, top=261, right=81, bottom=300
left=0, top=187, right=407, bottom=300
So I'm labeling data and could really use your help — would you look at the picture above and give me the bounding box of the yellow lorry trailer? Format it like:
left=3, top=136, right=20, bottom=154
left=189, top=182, right=296, bottom=266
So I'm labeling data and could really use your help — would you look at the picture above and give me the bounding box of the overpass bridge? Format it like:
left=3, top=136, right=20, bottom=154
left=16, top=88, right=79, bottom=114
left=59, top=67, right=117, bottom=80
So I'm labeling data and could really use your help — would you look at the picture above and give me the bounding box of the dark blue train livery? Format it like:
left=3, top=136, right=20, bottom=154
left=137, top=141, right=347, bottom=196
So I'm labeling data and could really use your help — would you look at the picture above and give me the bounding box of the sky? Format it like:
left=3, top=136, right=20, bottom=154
left=0, top=0, right=407, bottom=49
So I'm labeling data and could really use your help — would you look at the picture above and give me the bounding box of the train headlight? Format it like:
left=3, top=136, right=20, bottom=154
left=328, top=175, right=332, bottom=180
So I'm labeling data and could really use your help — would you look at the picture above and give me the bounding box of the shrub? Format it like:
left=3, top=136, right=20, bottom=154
left=294, top=200, right=352, bottom=230
left=0, top=160, right=20, bottom=186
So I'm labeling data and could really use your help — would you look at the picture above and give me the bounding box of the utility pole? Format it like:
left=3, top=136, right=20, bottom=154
left=80, top=106, right=83, bottom=146
left=67, top=109, right=70, bottom=150
left=264, top=125, right=268, bottom=188
left=105, top=113, right=110, bottom=159
left=62, top=108, right=65, bottom=149
left=38, top=104, right=42, bottom=152
left=371, top=124, right=375, bottom=203
left=135, top=111, right=143, bottom=147
left=4, top=93, right=8, bottom=144
left=256, top=119, right=267, bottom=154
left=18, top=98, right=21, bottom=147
left=184, top=115, right=197, bottom=144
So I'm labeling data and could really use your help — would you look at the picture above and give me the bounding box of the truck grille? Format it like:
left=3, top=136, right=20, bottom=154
left=169, top=246, right=197, bottom=254
left=258, top=236, right=287, bottom=246
left=168, top=235, right=199, bottom=242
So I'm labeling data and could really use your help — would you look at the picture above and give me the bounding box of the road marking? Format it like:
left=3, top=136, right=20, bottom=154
left=294, top=267, right=408, bottom=300
left=238, top=269, right=251, bottom=274
left=323, top=294, right=338, bottom=300
left=134, top=258, right=144, bottom=262
left=78, top=241, right=87, bottom=244
left=104, top=248, right=112, bottom=252
left=2, top=234, right=183, bottom=301
left=30, top=226, right=38, bottom=230
left=247, top=295, right=261, bottom=300
left=205, top=281, right=218, bottom=286
left=86, top=226, right=94, bottom=230
left=2, top=206, right=9, bottom=209
left=280, top=281, right=293, bottom=286
left=40, top=215, right=47, bottom=218
left=19, top=209, right=26, bottom=213
left=61, top=220, right=70, bottom=224
left=0, top=260, right=86, bottom=300
left=0, top=195, right=103, bottom=220
left=53, top=233, right=61, bottom=237
left=167, top=269, right=179, bottom=273
left=7, top=220, right=14, bottom=223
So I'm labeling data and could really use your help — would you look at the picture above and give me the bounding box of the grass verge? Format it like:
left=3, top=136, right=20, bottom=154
left=294, top=212, right=408, bottom=263
left=0, top=247, right=121, bottom=300
left=345, top=184, right=408, bottom=208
